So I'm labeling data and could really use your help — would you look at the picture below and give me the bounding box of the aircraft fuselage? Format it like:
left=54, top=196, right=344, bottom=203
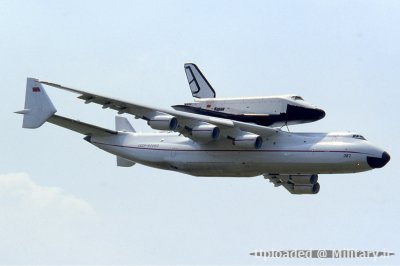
left=86, top=131, right=388, bottom=177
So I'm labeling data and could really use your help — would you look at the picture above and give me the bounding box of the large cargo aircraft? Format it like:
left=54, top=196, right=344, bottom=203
left=173, top=63, right=326, bottom=127
left=16, top=76, right=390, bottom=195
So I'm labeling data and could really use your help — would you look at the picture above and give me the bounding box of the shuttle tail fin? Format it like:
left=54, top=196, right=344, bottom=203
left=184, top=63, right=216, bottom=98
left=15, top=78, right=57, bottom=128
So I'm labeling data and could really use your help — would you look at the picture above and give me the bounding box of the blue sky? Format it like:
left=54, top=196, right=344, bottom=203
left=1, top=0, right=399, bottom=264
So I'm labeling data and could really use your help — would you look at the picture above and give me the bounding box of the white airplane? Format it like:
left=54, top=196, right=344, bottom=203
left=173, top=63, right=326, bottom=127
left=16, top=78, right=390, bottom=195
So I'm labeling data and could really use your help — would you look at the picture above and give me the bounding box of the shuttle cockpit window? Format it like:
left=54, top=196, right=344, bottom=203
left=352, top=134, right=366, bottom=140
left=291, top=96, right=304, bottom=101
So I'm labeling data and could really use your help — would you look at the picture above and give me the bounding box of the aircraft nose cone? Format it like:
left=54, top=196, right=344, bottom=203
left=367, top=151, right=391, bottom=169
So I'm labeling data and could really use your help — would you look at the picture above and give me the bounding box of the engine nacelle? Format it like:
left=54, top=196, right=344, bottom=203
left=284, top=183, right=320, bottom=194
left=233, top=134, right=263, bottom=149
left=289, top=174, right=318, bottom=185
left=148, top=115, right=178, bottom=131
left=191, top=124, right=220, bottom=141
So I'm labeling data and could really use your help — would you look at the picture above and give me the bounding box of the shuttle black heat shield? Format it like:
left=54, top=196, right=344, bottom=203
left=172, top=104, right=326, bottom=127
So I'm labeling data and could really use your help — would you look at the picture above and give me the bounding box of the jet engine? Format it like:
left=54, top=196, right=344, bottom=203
left=191, top=124, right=220, bottom=141
left=233, top=134, right=263, bottom=149
left=148, top=115, right=178, bottom=131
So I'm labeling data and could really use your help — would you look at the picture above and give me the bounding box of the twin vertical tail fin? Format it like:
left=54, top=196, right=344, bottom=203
left=15, top=78, right=57, bottom=128
left=115, top=116, right=136, bottom=167
left=115, top=116, right=136, bottom=132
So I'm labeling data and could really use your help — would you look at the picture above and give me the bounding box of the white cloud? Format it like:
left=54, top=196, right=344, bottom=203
left=0, top=172, right=95, bottom=216
left=0, top=172, right=99, bottom=264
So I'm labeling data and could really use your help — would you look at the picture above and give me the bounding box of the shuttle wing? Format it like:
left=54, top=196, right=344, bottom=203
left=40, top=80, right=280, bottom=140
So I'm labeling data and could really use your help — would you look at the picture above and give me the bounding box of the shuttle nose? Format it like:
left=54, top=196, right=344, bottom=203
left=286, top=105, right=326, bottom=123
left=314, top=108, right=326, bottom=120
left=367, top=151, right=391, bottom=169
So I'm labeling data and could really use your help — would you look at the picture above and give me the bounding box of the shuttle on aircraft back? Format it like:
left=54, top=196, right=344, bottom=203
left=174, top=63, right=326, bottom=127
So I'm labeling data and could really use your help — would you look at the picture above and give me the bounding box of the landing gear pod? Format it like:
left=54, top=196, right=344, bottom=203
left=284, top=183, right=320, bottom=194
left=289, top=174, right=318, bottom=185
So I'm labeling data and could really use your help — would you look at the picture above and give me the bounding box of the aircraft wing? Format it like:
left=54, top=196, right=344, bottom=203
left=40, top=81, right=280, bottom=140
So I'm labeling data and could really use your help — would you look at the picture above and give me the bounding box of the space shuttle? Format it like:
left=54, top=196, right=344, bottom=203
left=172, top=63, right=326, bottom=127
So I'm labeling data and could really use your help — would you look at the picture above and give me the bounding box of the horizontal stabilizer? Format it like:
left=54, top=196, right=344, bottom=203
left=117, top=156, right=135, bottom=167
left=48, top=115, right=117, bottom=136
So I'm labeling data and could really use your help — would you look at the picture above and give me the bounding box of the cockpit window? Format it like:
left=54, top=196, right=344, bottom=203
left=352, top=134, right=366, bottom=140
left=291, top=96, right=304, bottom=101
